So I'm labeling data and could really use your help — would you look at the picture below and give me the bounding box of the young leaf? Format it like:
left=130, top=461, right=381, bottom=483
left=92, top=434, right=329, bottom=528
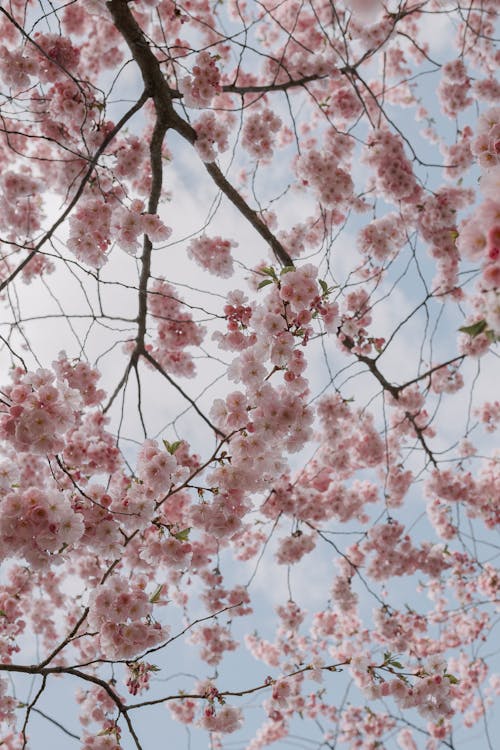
left=389, top=660, right=403, bottom=669
left=260, top=266, right=277, bottom=278
left=163, top=439, right=182, bottom=454
left=173, top=527, right=191, bottom=542
left=458, top=320, right=487, bottom=337
left=149, top=584, right=164, bottom=604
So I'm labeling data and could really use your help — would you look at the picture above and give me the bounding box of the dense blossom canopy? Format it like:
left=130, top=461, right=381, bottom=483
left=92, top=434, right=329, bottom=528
left=0, top=0, right=499, bottom=749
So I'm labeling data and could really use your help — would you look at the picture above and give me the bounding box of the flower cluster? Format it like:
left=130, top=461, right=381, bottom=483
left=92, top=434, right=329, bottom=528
left=358, top=212, right=407, bottom=263
left=189, top=623, right=238, bottom=666
left=0, top=367, right=80, bottom=454
left=430, top=362, right=464, bottom=394
left=53, top=352, right=105, bottom=406
left=351, top=16, right=394, bottom=52
left=112, top=201, right=171, bottom=256
left=68, top=198, right=171, bottom=266
left=275, top=531, right=316, bottom=565
left=362, top=521, right=450, bottom=580
left=46, top=81, right=98, bottom=133
left=443, top=126, right=474, bottom=180
left=296, top=149, right=354, bottom=207
left=125, top=661, right=157, bottom=695
left=242, top=109, right=282, bottom=160
left=78, top=685, right=120, bottom=729
left=88, top=575, right=166, bottom=659
left=213, top=290, right=255, bottom=351
left=474, top=400, right=500, bottom=432
left=179, top=51, right=221, bottom=108
left=426, top=462, right=500, bottom=530
left=456, top=107, right=500, bottom=339
left=438, top=59, right=472, bottom=118
left=0, top=45, right=36, bottom=89
left=0, top=486, right=84, bottom=566
left=0, top=169, right=43, bottom=239
left=33, top=33, right=80, bottom=83
left=187, top=234, right=236, bottom=277
left=147, top=278, right=206, bottom=377
left=199, top=704, right=243, bottom=734
left=363, top=129, right=420, bottom=203
left=67, top=198, right=112, bottom=267
left=0, top=676, right=17, bottom=725
left=114, top=135, right=149, bottom=180
left=337, top=288, right=377, bottom=355
left=194, top=111, right=230, bottom=162
left=64, top=412, right=121, bottom=477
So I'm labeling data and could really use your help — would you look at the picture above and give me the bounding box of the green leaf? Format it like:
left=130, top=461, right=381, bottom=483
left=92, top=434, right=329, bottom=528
left=319, top=279, right=329, bottom=295
left=173, top=527, right=191, bottom=542
left=390, top=660, right=403, bottom=669
left=163, top=439, right=182, bottom=454
left=97, top=726, right=116, bottom=737
left=257, top=279, right=274, bottom=290
left=459, top=320, right=487, bottom=337
left=445, top=673, right=459, bottom=684
left=280, top=265, right=295, bottom=275
left=149, top=584, right=164, bottom=603
left=260, top=266, right=277, bottom=278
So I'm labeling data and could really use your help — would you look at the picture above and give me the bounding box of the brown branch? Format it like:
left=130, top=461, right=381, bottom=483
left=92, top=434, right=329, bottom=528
left=0, top=91, right=150, bottom=292
left=106, top=0, right=294, bottom=268
left=222, top=72, right=328, bottom=94
left=135, top=113, right=169, bottom=353
left=355, top=351, right=400, bottom=398
left=343, top=340, right=438, bottom=467
left=358, top=351, right=438, bottom=467
left=0, top=663, right=143, bottom=750
left=394, top=355, right=466, bottom=393
left=127, top=661, right=349, bottom=711
left=21, top=674, right=47, bottom=749
left=140, top=348, right=225, bottom=437
left=74, top=602, right=246, bottom=669
left=403, top=411, right=438, bottom=468
left=29, top=707, right=80, bottom=741
left=203, top=161, right=294, bottom=267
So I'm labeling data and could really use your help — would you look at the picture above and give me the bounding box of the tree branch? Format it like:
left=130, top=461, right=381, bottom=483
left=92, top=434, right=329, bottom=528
left=106, top=0, right=294, bottom=268
left=0, top=91, right=150, bottom=292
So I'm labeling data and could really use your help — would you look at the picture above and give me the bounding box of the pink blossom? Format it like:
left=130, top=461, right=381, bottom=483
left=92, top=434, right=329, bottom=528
left=188, top=235, right=236, bottom=277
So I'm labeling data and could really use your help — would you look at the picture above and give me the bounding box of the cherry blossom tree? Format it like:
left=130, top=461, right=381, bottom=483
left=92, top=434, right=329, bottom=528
left=0, top=0, right=499, bottom=748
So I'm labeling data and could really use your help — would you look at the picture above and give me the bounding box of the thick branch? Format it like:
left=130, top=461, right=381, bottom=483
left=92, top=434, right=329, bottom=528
left=0, top=663, right=143, bottom=750
left=203, top=161, right=294, bottom=267
left=135, top=117, right=169, bottom=353
left=106, top=0, right=294, bottom=268
left=222, top=72, right=328, bottom=95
